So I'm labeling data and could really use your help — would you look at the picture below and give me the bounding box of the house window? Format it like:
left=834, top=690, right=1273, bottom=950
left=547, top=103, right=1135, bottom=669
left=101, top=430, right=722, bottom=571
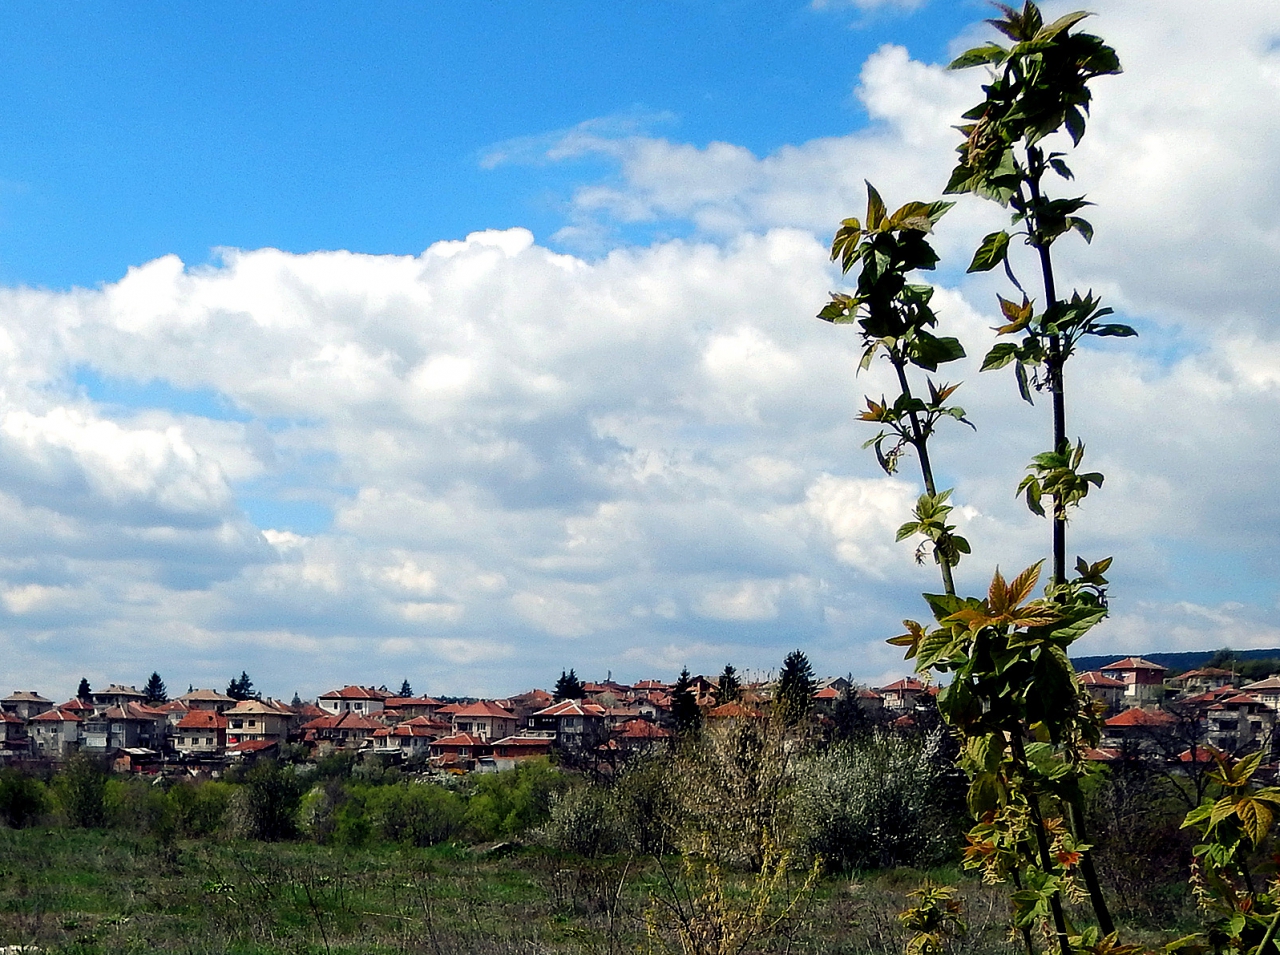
left=231, top=720, right=243, bottom=729
left=248, top=720, right=256, bottom=727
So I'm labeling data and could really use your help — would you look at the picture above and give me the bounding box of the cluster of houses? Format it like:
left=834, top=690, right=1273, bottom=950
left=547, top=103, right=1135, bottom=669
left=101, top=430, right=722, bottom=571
left=0, top=673, right=862, bottom=774
left=4, top=656, right=1267, bottom=774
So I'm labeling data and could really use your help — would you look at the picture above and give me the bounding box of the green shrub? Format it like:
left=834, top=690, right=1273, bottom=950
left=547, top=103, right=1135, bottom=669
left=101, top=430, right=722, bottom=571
left=612, top=756, right=678, bottom=855
left=794, top=730, right=964, bottom=871
left=233, top=759, right=306, bottom=841
left=368, top=782, right=465, bottom=847
left=166, top=779, right=231, bottom=837
left=53, top=753, right=109, bottom=828
left=538, top=783, right=626, bottom=857
left=0, top=768, right=46, bottom=828
left=463, top=758, right=565, bottom=841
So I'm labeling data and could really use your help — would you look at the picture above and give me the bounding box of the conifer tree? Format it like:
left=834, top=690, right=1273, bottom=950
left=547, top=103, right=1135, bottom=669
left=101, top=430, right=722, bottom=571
left=76, top=678, right=91, bottom=701
left=553, top=668, right=585, bottom=700
left=398, top=679, right=413, bottom=698
left=716, top=664, right=741, bottom=703
left=671, top=668, right=701, bottom=732
left=775, top=650, right=815, bottom=727
left=143, top=672, right=167, bottom=705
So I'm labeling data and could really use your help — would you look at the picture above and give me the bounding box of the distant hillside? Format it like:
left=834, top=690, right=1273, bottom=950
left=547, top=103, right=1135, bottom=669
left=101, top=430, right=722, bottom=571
left=1071, top=649, right=1280, bottom=674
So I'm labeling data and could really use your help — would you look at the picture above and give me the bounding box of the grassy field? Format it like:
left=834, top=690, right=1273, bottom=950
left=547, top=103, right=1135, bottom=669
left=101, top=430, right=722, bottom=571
left=0, top=827, right=1200, bottom=955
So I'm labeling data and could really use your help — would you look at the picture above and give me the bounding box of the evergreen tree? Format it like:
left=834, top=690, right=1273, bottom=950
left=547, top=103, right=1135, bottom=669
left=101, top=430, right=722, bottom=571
left=290, top=691, right=302, bottom=708
left=671, top=668, right=701, bottom=732
left=775, top=650, right=816, bottom=727
left=226, top=670, right=256, bottom=701
left=76, top=678, right=91, bottom=701
left=399, top=679, right=413, bottom=697
left=143, top=671, right=168, bottom=705
left=554, top=668, right=585, bottom=700
left=829, top=683, right=871, bottom=742
left=716, top=664, right=741, bottom=703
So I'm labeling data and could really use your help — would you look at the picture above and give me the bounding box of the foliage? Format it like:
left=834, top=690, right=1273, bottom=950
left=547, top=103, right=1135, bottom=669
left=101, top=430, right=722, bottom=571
left=899, top=882, right=968, bottom=955
left=645, top=834, right=820, bottom=955
left=555, top=668, right=586, bottom=700
left=674, top=718, right=796, bottom=871
left=613, top=754, right=680, bottom=855
left=77, top=677, right=91, bottom=700
left=775, top=650, right=816, bottom=727
left=398, top=678, right=413, bottom=697
left=539, top=782, right=627, bottom=858
left=143, top=670, right=168, bottom=704
left=794, top=730, right=963, bottom=872
left=234, top=759, right=306, bottom=841
left=367, top=781, right=465, bottom=847
left=53, top=753, right=110, bottom=828
left=0, top=769, right=46, bottom=828
left=717, top=664, right=741, bottom=704
left=672, top=668, right=702, bottom=733
left=1178, top=752, right=1280, bottom=955
left=819, top=3, right=1132, bottom=950
left=463, top=757, right=566, bottom=841
left=226, top=670, right=257, bottom=701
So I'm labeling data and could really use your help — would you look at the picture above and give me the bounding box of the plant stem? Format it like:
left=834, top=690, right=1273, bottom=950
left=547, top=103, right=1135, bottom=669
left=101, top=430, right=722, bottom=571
left=890, top=353, right=957, bottom=597
left=1010, top=733, right=1072, bottom=955
left=1066, top=793, right=1115, bottom=934
left=1026, top=147, right=1067, bottom=588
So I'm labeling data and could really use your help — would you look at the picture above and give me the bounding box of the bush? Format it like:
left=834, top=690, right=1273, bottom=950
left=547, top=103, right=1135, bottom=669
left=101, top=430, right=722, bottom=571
left=794, top=729, right=964, bottom=871
left=233, top=760, right=306, bottom=841
left=674, top=719, right=797, bottom=870
left=368, top=782, right=465, bottom=847
left=53, top=754, right=109, bottom=828
left=464, top=758, right=565, bottom=841
left=107, top=777, right=174, bottom=837
left=613, top=755, right=679, bottom=855
left=538, top=783, right=626, bottom=857
left=0, top=769, right=46, bottom=828
left=166, top=779, right=232, bottom=837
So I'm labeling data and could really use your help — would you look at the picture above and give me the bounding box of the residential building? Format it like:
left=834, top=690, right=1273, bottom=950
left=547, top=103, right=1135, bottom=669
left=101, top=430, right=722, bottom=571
left=91, top=684, right=147, bottom=710
left=877, top=677, right=927, bottom=711
left=176, top=688, right=237, bottom=712
left=301, top=711, right=384, bottom=750
left=2, top=691, right=53, bottom=720
left=318, top=686, right=391, bottom=716
left=1240, top=676, right=1280, bottom=711
left=174, top=709, right=227, bottom=759
left=1205, top=694, right=1276, bottom=757
left=225, top=699, right=292, bottom=746
left=1099, top=657, right=1166, bottom=706
left=450, top=700, right=518, bottom=741
left=1078, top=671, right=1125, bottom=711
left=490, top=734, right=555, bottom=770
left=530, top=699, right=608, bottom=751
left=29, top=707, right=82, bottom=758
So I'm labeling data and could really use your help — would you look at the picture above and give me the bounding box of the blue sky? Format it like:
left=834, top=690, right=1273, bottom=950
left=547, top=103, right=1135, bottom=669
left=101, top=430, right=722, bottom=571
left=0, top=0, right=1277, bottom=702
left=0, top=1, right=975, bottom=289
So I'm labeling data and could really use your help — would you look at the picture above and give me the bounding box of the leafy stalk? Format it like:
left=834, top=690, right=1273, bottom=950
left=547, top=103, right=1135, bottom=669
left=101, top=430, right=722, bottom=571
left=819, top=183, right=972, bottom=596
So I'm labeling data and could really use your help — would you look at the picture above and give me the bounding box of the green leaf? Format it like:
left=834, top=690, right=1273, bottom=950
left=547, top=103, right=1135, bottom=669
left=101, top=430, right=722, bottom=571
left=865, top=181, right=886, bottom=230
left=1035, top=11, right=1090, bottom=41
left=896, top=522, right=922, bottom=542
left=968, top=230, right=1011, bottom=272
left=982, top=343, right=1018, bottom=372
left=948, top=42, right=1009, bottom=69
left=910, top=331, right=966, bottom=371
left=1092, top=323, right=1138, bottom=337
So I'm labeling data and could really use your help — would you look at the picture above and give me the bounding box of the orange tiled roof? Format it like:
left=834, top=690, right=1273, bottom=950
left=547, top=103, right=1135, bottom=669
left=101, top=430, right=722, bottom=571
left=1105, top=707, right=1176, bottom=727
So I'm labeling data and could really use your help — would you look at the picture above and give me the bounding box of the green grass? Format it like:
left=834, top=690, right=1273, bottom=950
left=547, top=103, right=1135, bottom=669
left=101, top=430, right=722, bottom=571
left=0, top=827, right=1199, bottom=955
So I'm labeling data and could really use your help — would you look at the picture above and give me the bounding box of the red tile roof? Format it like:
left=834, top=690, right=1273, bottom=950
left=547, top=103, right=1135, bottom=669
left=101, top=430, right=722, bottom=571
left=708, top=701, right=764, bottom=719
left=177, top=710, right=227, bottom=730
left=534, top=699, right=606, bottom=718
left=319, top=685, right=393, bottom=701
left=30, top=707, right=82, bottom=723
left=878, top=678, right=926, bottom=693
left=616, top=719, right=671, bottom=739
left=1105, top=707, right=1176, bottom=727
left=453, top=700, right=516, bottom=719
left=1078, top=671, right=1124, bottom=687
left=1101, top=657, right=1166, bottom=672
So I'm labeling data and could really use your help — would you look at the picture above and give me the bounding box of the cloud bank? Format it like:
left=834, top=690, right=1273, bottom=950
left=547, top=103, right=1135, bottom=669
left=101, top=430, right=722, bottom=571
left=1, top=0, right=1277, bottom=699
